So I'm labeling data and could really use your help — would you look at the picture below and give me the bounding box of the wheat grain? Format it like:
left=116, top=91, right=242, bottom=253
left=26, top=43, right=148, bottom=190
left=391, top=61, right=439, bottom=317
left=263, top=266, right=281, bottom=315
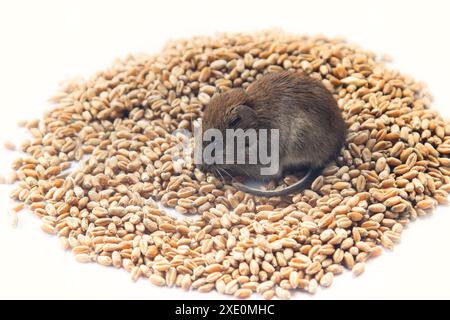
left=352, top=263, right=365, bottom=277
left=4, top=141, right=16, bottom=151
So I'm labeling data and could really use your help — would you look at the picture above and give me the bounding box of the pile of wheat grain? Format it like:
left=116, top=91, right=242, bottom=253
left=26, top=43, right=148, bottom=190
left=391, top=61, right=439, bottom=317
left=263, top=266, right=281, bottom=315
left=7, top=31, right=450, bottom=299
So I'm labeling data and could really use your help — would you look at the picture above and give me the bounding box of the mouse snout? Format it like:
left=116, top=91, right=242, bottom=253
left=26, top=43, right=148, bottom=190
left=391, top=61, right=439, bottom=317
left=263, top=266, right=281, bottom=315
left=197, top=162, right=210, bottom=173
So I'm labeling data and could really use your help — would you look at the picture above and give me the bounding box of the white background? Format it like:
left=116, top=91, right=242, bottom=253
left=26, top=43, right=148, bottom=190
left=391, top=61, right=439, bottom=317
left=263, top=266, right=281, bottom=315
left=1, top=0, right=450, bottom=300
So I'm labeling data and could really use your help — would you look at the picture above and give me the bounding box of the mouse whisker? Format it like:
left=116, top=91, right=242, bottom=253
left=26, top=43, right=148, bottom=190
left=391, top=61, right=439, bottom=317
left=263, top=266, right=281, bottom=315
left=218, top=167, right=233, bottom=181
left=214, top=167, right=225, bottom=181
left=236, top=166, right=251, bottom=178
left=219, top=168, right=248, bottom=189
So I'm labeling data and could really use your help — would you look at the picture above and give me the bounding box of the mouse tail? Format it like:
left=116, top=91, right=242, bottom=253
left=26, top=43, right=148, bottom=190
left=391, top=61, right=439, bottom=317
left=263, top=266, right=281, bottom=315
left=232, top=167, right=322, bottom=197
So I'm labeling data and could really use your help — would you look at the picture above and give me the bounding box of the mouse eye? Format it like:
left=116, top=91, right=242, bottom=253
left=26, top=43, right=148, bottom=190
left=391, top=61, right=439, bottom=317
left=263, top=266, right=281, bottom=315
left=228, top=116, right=241, bottom=128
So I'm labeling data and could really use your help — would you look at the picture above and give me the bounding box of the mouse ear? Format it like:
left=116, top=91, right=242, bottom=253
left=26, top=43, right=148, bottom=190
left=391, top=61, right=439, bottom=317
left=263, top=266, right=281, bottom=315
left=228, top=104, right=257, bottom=129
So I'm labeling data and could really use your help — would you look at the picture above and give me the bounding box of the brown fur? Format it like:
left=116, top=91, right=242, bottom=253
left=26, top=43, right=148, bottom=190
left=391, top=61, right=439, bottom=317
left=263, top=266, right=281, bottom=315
left=201, top=71, right=347, bottom=196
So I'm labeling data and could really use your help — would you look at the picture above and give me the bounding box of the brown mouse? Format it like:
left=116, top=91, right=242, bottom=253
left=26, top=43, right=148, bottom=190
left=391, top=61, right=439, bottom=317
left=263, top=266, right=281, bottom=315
left=200, top=71, right=346, bottom=197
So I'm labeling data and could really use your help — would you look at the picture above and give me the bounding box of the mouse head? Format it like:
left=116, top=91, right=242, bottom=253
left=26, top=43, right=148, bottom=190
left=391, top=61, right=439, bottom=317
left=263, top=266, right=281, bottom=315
left=199, top=88, right=261, bottom=178
left=202, top=88, right=257, bottom=133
